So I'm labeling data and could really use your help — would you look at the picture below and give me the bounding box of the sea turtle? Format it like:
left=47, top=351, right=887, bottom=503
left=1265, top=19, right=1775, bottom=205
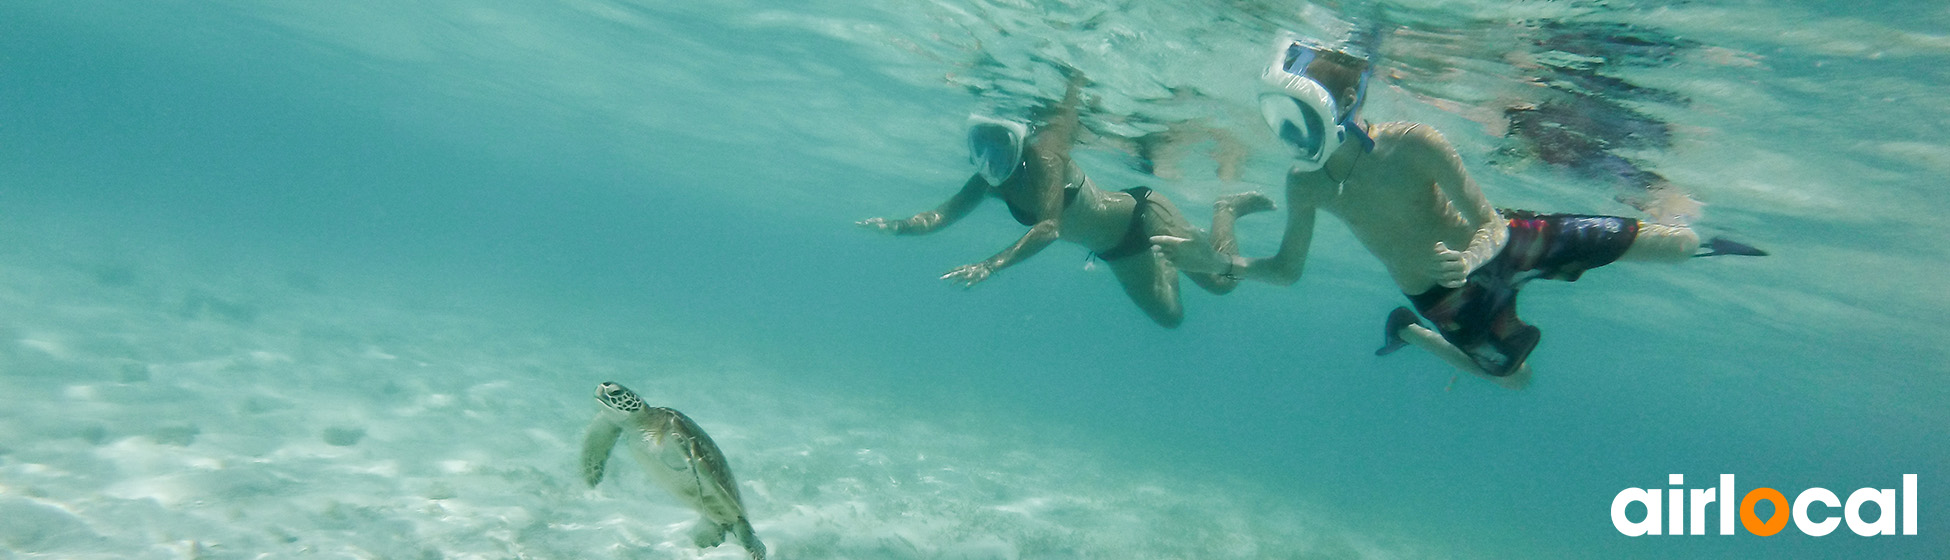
left=582, top=382, right=765, bottom=560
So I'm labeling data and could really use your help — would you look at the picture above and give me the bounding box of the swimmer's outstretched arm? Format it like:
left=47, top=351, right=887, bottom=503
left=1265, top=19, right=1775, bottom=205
left=858, top=175, right=988, bottom=235
left=941, top=218, right=1061, bottom=288
left=1152, top=169, right=1327, bottom=286
left=1235, top=171, right=1331, bottom=286
left=1408, top=126, right=1508, bottom=288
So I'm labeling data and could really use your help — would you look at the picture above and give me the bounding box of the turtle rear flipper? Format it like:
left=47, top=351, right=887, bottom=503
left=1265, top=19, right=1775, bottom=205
left=732, top=518, right=767, bottom=560
left=689, top=520, right=729, bottom=548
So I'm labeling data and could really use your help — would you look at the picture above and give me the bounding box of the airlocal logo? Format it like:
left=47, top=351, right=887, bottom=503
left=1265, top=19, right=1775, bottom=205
left=1613, top=474, right=1917, bottom=537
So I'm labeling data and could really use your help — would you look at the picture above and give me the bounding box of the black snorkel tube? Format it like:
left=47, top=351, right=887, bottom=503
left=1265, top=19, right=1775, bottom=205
left=1341, top=64, right=1375, bottom=152
left=1341, top=20, right=1386, bottom=152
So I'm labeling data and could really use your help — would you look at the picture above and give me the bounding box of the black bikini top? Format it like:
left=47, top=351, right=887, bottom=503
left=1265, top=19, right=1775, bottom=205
left=1002, top=161, right=1083, bottom=226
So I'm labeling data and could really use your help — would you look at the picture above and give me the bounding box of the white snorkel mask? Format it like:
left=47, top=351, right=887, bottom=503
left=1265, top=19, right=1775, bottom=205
left=967, top=114, right=1029, bottom=186
left=1258, top=38, right=1375, bottom=172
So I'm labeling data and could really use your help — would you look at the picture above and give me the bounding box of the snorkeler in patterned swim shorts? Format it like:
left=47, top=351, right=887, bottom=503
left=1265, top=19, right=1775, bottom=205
left=1153, top=36, right=1764, bottom=387
left=1376, top=210, right=1763, bottom=378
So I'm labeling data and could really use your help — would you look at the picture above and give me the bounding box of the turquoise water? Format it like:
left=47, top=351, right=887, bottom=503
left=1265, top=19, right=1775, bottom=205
left=2, top=0, right=1945, bottom=558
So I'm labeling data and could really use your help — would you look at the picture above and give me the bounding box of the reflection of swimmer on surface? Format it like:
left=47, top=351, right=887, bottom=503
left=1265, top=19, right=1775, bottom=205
left=1503, top=96, right=1705, bottom=225
left=859, top=70, right=1272, bottom=327
left=1497, top=21, right=1704, bottom=224
left=1154, top=38, right=1765, bottom=388
left=1075, top=87, right=1253, bottom=183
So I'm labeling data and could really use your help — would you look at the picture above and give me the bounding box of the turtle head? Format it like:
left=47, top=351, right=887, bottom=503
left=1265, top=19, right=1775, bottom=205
left=595, top=382, right=646, bottom=414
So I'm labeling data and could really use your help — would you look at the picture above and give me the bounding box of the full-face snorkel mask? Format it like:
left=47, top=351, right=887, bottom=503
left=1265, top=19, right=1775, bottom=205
left=1258, top=39, right=1375, bottom=172
left=967, top=114, right=1029, bottom=186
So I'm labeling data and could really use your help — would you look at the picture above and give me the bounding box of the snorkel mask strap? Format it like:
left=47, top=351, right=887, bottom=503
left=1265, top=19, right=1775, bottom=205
left=1344, top=21, right=1387, bottom=152
left=1339, top=65, right=1375, bottom=152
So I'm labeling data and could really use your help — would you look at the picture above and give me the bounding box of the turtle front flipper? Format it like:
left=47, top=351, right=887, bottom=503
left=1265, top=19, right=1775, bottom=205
left=580, top=419, right=623, bottom=487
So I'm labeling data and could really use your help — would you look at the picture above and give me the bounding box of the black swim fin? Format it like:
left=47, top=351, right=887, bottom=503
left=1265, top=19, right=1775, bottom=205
left=1696, top=236, right=1769, bottom=257
left=1376, top=307, right=1421, bottom=356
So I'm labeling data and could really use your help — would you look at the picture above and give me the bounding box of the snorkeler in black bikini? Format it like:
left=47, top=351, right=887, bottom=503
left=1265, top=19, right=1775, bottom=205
left=858, top=73, right=1271, bottom=328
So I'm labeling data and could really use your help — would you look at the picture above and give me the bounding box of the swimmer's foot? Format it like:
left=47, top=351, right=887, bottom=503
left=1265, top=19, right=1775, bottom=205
left=1216, top=191, right=1276, bottom=217
left=1376, top=307, right=1421, bottom=356
left=1696, top=236, right=1769, bottom=257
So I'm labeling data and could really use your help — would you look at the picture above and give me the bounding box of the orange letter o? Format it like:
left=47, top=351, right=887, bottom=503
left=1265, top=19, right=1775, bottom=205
left=1741, top=488, right=1790, bottom=536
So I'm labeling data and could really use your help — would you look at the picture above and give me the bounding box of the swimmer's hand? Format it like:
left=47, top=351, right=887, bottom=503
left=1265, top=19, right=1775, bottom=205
left=1149, top=235, right=1226, bottom=274
left=941, top=261, right=996, bottom=288
left=856, top=217, right=905, bottom=234
left=1432, top=241, right=1469, bottom=288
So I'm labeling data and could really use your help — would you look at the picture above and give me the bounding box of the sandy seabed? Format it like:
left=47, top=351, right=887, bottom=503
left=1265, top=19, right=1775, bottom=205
left=0, top=253, right=1404, bottom=559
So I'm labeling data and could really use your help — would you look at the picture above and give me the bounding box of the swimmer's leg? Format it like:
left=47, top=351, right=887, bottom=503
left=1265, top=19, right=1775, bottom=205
left=1106, top=249, right=1185, bottom=328
left=1390, top=319, right=1533, bottom=390
left=1618, top=223, right=1700, bottom=262
left=1622, top=223, right=1767, bottom=259
left=1140, top=193, right=1227, bottom=294
left=1213, top=191, right=1276, bottom=242
left=1185, top=192, right=1275, bottom=295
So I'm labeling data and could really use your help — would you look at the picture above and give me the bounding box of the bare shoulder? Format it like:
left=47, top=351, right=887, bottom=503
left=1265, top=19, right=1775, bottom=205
left=1372, top=121, right=1450, bottom=154
left=1373, top=122, right=1465, bottom=181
